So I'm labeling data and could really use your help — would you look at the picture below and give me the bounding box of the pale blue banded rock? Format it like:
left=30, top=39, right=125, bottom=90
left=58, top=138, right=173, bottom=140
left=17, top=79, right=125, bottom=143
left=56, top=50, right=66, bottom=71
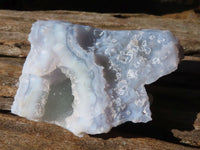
left=11, top=20, right=182, bottom=137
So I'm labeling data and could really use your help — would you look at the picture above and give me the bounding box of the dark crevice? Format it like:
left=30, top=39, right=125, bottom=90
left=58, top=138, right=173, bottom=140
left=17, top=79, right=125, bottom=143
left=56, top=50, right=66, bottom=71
left=1, top=96, right=14, bottom=99
left=0, top=55, right=26, bottom=58
left=0, top=110, right=12, bottom=114
left=14, top=43, right=23, bottom=49
left=113, top=14, right=130, bottom=19
left=185, top=51, right=200, bottom=57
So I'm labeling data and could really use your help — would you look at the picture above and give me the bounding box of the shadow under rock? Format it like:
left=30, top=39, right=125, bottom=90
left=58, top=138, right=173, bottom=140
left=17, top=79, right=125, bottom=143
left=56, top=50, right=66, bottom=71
left=91, top=60, right=200, bottom=145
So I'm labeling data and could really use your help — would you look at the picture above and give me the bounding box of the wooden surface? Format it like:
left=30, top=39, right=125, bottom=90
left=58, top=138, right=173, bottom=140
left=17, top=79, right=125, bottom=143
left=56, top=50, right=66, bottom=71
left=0, top=9, right=199, bottom=57
left=0, top=9, right=200, bottom=149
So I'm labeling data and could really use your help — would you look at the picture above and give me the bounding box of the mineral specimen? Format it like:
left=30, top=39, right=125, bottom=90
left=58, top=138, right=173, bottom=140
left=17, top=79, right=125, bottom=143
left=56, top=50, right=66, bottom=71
left=11, top=20, right=182, bottom=137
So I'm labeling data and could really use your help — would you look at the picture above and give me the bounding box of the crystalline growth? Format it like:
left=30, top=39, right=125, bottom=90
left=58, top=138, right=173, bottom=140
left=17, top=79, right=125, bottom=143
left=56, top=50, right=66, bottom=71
left=11, top=20, right=182, bottom=137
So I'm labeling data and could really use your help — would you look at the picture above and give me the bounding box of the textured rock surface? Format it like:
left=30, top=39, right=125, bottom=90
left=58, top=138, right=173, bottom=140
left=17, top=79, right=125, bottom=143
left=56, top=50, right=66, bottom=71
left=0, top=10, right=199, bottom=149
left=11, top=20, right=181, bottom=136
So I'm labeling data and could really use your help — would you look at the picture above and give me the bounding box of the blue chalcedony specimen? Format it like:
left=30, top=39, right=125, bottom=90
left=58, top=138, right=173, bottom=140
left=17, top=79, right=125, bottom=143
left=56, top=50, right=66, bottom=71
left=11, top=20, right=182, bottom=137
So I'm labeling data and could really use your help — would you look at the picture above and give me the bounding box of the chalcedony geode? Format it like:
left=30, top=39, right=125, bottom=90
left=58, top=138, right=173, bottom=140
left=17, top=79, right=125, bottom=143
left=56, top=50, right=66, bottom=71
left=11, top=20, right=182, bottom=137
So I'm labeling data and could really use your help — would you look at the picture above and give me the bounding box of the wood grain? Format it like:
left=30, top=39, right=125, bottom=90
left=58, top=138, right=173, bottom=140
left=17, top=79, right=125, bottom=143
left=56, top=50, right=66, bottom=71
left=0, top=10, right=199, bottom=57
left=0, top=113, right=199, bottom=150
left=0, top=9, right=199, bottom=149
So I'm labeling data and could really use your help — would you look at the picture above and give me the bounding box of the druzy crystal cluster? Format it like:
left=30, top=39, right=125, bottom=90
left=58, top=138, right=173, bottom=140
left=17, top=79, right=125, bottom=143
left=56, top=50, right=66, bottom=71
left=11, top=20, right=182, bottom=137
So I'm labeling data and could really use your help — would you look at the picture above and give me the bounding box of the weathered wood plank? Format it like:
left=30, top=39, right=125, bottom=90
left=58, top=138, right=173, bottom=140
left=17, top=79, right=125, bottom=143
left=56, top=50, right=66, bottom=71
left=0, top=97, right=13, bottom=111
left=183, top=56, right=200, bottom=61
left=0, top=57, right=24, bottom=97
left=0, top=113, right=199, bottom=150
left=0, top=10, right=199, bottom=149
left=0, top=10, right=199, bottom=57
left=172, top=129, right=200, bottom=147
